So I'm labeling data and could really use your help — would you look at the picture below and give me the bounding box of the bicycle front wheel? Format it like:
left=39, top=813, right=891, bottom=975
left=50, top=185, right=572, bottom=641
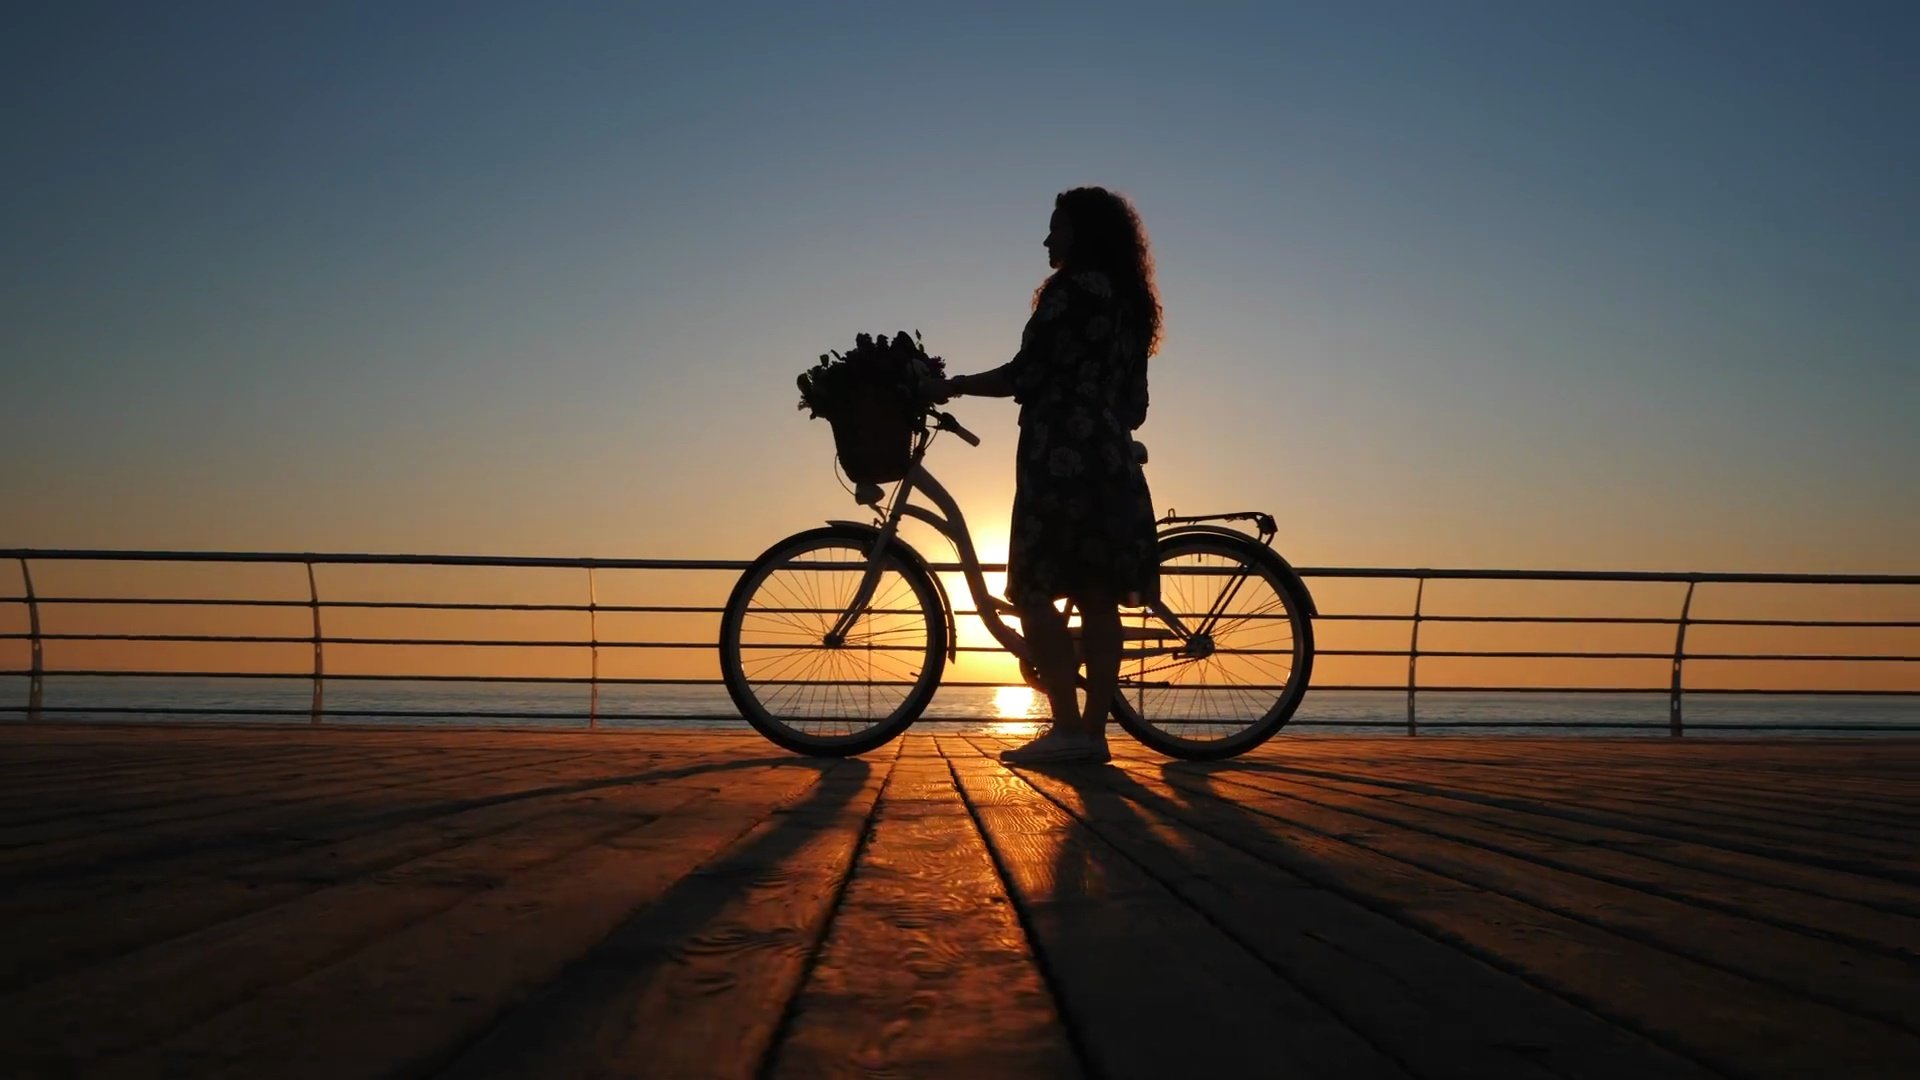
left=719, top=526, right=946, bottom=756
left=1111, top=532, right=1314, bottom=759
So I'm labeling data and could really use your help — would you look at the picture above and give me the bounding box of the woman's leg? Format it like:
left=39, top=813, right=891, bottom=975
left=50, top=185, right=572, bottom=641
left=1075, top=591, right=1120, bottom=740
left=1018, top=597, right=1081, bottom=730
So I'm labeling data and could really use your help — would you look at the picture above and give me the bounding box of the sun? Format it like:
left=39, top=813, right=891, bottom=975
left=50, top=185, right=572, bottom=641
left=992, top=685, right=1037, bottom=719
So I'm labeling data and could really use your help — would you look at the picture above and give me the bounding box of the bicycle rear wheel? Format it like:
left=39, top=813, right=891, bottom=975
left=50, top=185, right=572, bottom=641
left=719, top=526, right=946, bottom=756
left=1111, top=532, right=1314, bottom=759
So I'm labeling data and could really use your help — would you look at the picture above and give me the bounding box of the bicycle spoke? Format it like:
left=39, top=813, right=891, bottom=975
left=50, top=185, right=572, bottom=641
left=725, top=536, right=941, bottom=745
left=1118, top=537, right=1308, bottom=751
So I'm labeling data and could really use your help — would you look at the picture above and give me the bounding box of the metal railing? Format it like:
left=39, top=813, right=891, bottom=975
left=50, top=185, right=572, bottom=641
left=2, top=548, right=1917, bottom=734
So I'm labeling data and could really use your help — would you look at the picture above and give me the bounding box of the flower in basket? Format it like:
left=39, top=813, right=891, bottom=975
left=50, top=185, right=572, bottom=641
left=796, top=331, right=948, bottom=484
left=796, top=330, right=946, bottom=421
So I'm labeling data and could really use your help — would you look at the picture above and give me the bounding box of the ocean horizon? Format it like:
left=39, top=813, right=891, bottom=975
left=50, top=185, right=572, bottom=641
left=4, top=676, right=1914, bottom=736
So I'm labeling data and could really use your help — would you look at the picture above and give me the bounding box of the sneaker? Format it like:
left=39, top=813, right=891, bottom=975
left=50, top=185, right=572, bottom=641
left=1000, top=728, right=1111, bottom=765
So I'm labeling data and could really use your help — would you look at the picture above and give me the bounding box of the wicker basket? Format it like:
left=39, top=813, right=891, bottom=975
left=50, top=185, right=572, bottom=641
left=828, top=383, right=916, bottom=483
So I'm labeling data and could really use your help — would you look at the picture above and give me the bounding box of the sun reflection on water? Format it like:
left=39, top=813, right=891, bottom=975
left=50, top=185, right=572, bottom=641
left=989, top=685, right=1044, bottom=736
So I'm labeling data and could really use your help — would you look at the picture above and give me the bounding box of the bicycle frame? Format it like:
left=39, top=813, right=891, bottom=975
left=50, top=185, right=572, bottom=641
left=825, top=431, right=1204, bottom=666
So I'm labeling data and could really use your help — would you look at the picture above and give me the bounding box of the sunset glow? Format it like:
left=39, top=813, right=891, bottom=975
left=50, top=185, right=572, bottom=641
left=993, top=685, right=1036, bottom=719
left=0, top=5, right=1913, bottom=711
left=1, top=12, right=1916, bottom=1075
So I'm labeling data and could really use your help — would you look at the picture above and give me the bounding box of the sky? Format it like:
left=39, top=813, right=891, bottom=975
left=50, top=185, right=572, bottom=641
left=4, top=0, right=1917, bottom=579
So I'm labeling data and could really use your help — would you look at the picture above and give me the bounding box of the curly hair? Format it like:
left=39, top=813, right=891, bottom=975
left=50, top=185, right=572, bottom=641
left=1041, top=186, right=1162, bottom=356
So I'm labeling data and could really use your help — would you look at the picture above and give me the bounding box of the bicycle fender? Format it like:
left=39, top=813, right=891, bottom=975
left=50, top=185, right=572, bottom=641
left=824, top=520, right=959, bottom=661
left=1156, top=524, right=1320, bottom=617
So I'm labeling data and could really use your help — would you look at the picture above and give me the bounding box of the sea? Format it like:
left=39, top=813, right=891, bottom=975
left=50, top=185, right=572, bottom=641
left=3, top=676, right=1915, bottom=736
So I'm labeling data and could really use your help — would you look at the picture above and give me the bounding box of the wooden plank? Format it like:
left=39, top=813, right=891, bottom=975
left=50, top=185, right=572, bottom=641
left=0, top=745, right=528, bottom=846
left=1170, top=764, right=1920, bottom=1033
left=768, top=747, right=1079, bottom=1077
left=1, top=727, right=1915, bottom=1077
left=0, top=761, right=830, bottom=1074
left=0, top=741, right=357, bottom=794
left=1264, top=740, right=1920, bottom=819
left=1216, top=762, right=1920, bottom=958
left=1233, top=751, right=1920, bottom=915
left=0, top=753, right=623, bottom=907
left=104, top=760, right=853, bottom=1079
left=1114, top=757, right=1920, bottom=1078
left=0, top=745, right=592, bottom=861
left=989, top=742, right=1709, bottom=1079
left=0, top=749, right=733, bottom=991
left=1314, top=754, right=1913, bottom=871
left=1454, top=759, right=1920, bottom=825
left=945, top=741, right=1408, bottom=1079
left=431, top=754, right=893, bottom=1080
left=0, top=746, right=638, bottom=874
left=1232, top=750, right=1920, bottom=881
left=1391, top=763, right=1920, bottom=849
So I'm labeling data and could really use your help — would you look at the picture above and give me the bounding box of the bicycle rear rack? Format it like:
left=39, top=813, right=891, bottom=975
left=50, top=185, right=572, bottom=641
left=1157, top=509, right=1278, bottom=545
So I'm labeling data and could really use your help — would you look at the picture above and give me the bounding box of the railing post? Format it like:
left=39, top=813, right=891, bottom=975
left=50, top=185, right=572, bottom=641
left=306, top=562, right=324, bottom=725
left=1669, top=580, right=1696, bottom=737
left=587, top=567, right=600, bottom=731
left=1406, top=575, right=1426, bottom=736
left=19, top=559, right=43, bottom=723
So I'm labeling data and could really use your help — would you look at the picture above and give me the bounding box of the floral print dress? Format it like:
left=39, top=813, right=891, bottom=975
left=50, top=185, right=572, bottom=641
left=1003, top=270, right=1160, bottom=608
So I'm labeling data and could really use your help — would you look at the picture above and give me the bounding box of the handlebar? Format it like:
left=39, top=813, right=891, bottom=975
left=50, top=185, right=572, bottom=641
left=930, top=410, right=980, bottom=447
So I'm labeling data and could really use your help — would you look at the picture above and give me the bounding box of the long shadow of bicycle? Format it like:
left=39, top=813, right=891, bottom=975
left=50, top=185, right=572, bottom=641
left=433, top=753, right=870, bottom=1077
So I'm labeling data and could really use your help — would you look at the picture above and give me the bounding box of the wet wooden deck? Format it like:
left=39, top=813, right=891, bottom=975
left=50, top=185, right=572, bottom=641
left=1, top=725, right=1916, bottom=1079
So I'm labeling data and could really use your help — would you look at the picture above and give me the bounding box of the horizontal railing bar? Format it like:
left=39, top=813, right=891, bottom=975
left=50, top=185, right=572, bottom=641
left=0, top=550, right=756, bottom=570
left=10, top=703, right=1916, bottom=731
left=1138, top=684, right=1920, bottom=695
left=0, top=705, right=701, bottom=720
left=1317, top=615, right=1920, bottom=627
left=12, top=633, right=1912, bottom=664
left=0, top=670, right=716, bottom=685
left=1315, top=614, right=1673, bottom=624
left=1166, top=685, right=1920, bottom=695
left=1684, top=654, right=1920, bottom=663
left=4, top=634, right=585, bottom=646
left=0, top=597, right=733, bottom=613
left=1293, top=569, right=1920, bottom=585
left=1689, top=618, right=1920, bottom=628
left=1104, top=715, right=1920, bottom=729
left=10, top=598, right=1915, bottom=631
left=0, top=633, right=934, bottom=652
left=20, top=705, right=1911, bottom=731
left=1317, top=648, right=1920, bottom=662
left=0, top=669, right=1027, bottom=688
left=7, top=550, right=1918, bottom=586
left=6, top=671, right=1915, bottom=696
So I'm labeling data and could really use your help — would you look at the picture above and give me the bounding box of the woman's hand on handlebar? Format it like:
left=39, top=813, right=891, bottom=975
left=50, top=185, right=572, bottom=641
left=934, top=368, right=1013, bottom=401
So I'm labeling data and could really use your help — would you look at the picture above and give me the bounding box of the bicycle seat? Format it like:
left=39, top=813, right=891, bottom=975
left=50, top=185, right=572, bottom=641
left=1131, top=440, right=1149, bottom=465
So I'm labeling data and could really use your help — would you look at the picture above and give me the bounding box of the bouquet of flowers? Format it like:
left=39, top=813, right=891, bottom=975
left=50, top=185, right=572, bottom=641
left=796, top=331, right=946, bottom=483
left=796, top=331, right=945, bottom=419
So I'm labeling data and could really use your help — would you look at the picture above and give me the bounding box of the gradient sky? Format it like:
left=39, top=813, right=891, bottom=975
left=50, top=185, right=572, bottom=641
left=5, top=1, right=1916, bottom=574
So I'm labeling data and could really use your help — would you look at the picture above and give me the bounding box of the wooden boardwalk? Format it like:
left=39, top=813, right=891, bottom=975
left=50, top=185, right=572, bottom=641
left=1, top=725, right=1916, bottom=1079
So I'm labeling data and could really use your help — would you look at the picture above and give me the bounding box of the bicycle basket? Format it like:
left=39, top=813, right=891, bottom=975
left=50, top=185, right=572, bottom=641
left=828, top=383, right=917, bottom=483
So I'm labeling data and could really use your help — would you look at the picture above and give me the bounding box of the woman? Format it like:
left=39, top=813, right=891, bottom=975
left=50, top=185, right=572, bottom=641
left=937, top=186, right=1162, bottom=764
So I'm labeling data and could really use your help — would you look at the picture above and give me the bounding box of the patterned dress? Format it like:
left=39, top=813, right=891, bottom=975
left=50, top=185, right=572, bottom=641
left=1003, top=270, right=1160, bottom=608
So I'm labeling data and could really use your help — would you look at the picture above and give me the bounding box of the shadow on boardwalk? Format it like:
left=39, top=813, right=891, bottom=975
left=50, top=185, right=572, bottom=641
left=3, top=727, right=1917, bottom=1078
left=998, top=754, right=1713, bottom=1078
left=436, top=758, right=872, bottom=1078
left=986, top=743, right=1920, bottom=1080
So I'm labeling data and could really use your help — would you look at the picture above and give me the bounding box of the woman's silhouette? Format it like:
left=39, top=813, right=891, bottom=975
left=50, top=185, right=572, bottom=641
left=938, top=186, right=1161, bottom=763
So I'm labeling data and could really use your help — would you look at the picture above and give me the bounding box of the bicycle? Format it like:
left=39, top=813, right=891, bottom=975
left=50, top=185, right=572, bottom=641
left=718, top=409, right=1318, bottom=759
